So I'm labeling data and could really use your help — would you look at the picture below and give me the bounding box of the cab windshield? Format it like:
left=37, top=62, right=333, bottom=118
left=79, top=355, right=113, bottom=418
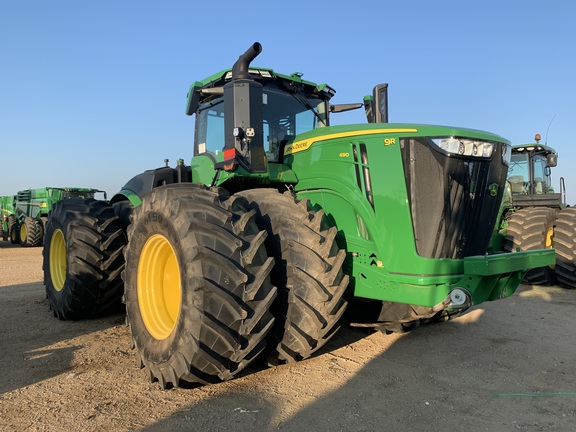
left=195, top=87, right=328, bottom=162
left=508, top=153, right=552, bottom=194
left=60, top=190, right=95, bottom=199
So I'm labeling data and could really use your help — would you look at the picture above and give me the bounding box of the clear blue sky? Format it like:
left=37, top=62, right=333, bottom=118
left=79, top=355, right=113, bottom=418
left=2, top=1, right=575, bottom=203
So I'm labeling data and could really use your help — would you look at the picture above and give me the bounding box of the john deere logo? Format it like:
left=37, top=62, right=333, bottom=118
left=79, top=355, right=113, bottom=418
left=489, top=183, right=498, bottom=197
left=285, top=140, right=312, bottom=155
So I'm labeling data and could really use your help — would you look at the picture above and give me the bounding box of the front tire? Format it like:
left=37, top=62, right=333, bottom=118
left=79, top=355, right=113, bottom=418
left=20, top=217, right=43, bottom=247
left=237, top=189, right=348, bottom=364
left=42, top=199, right=126, bottom=319
left=10, top=221, right=19, bottom=244
left=5, top=215, right=15, bottom=242
left=504, top=207, right=557, bottom=285
left=124, top=184, right=277, bottom=388
left=553, top=207, right=576, bottom=288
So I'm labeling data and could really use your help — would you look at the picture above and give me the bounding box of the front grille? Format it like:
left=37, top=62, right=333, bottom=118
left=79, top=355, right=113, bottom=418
left=401, top=137, right=507, bottom=259
left=17, top=190, right=32, bottom=201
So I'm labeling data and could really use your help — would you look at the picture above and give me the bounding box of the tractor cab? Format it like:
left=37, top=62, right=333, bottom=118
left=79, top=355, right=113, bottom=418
left=185, top=43, right=362, bottom=190
left=186, top=43, right=334, bottom=174
left=507, top=133, right=566, bottom=208
left=190, top=69, right=331, bottom=165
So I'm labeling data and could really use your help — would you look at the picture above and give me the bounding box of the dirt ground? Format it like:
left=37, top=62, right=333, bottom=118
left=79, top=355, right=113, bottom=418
left=1, top=243, right=575, bottom=432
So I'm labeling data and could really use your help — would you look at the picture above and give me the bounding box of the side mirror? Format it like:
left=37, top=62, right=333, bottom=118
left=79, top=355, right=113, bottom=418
left=547, top=153, right=558, bottom=167
left=185, top=82, right=203, bottom=116
left=364, top=95, right=374, bottom=123
left=373, top=83, right=388, bottom=123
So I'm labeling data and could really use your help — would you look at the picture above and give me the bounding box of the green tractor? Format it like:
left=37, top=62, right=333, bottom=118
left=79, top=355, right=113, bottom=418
left=0, top=195, right=16, bottom=241
left=492, top=134, right=575, bottom=287
left=42, top=42, right=554, bottom=388
left=11, top=187, right=107, bottom=247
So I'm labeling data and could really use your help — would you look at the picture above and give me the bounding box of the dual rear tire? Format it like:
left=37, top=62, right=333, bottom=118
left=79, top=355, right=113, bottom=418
left=237, top=189, right=348, bottom=364
left=42, top=185, right=349, bottom=387
left=43, top=199, right=126, bottom=319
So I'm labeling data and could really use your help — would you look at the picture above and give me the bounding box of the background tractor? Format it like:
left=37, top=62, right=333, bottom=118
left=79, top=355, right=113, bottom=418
left=10, top=187, right=106, bottom=247
left=42, top=42, right=554, bottom=388
left=0, top=195, right=16, bottom=241
left=491, top=134, right=575, bottom=287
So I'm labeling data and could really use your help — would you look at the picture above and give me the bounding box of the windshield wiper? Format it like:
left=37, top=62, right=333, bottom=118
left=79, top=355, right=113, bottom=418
left=290, top=93, right=324, bottom=126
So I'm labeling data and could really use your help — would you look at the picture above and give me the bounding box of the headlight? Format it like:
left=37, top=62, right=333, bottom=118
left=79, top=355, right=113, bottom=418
left=431, top=137, right=494, bottom=158
left=501, top=143, right=511, bottom=166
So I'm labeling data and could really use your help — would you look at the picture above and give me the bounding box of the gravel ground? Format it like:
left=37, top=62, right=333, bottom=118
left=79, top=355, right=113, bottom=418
left=1, top=242, right=575, bottom=432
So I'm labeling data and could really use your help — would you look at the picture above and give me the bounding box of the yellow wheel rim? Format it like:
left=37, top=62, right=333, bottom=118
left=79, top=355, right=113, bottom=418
left=546, top=226, right=555, bottom=269
left=50, top=229, right=67, bottom=291
left=546, top=227, right=554, bottom=248
left=20, top=223, right=27, bottom=242
left=137, top=234, right=182, bottom=340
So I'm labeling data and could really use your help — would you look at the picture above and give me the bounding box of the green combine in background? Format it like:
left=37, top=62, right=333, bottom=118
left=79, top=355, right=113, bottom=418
left=7, top=187, right=106, bottom=247
left=42, top=42, right=555, bottom=388
left=0, top=195, right=16, bottom=241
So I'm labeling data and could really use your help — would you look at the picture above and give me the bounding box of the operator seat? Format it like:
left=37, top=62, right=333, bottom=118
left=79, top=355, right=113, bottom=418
left=508, top=175, right=525, bottom=194
left=534, top=177, right=543, bottom=194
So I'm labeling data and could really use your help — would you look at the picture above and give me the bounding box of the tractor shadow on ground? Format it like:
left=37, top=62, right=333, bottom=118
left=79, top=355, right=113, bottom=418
left=140, top=285, right=576, bottom=432
left=0, top=280, right=124, bottom=395
left=0, top=242, right=26, bottom=249
left=232, top=318, right=378, bottom=383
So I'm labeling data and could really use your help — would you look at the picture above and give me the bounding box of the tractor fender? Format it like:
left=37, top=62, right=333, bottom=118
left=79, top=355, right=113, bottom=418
left=110, top=165, right=192, bottom=207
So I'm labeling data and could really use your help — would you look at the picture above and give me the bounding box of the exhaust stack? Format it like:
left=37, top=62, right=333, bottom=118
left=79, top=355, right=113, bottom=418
left=232, top=42, right=262, bottom=80
left=223, top=42, right=266, bottom=173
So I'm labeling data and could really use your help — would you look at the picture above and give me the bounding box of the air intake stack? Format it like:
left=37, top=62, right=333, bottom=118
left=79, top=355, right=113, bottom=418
left=223, top=42, right=266, bottom=172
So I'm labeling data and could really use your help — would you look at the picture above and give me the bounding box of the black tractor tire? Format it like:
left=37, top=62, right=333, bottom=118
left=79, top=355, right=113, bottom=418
left=10, top=221, right=19, bottom=244
left=124, top=184, right=277, bottom=388
left=504, top=207, right=557, bottom=285
left=19, top=217, right=43, bottom=247
left=553, top=207, right=576, bottom=288
left=112, top=199, right=134, bottom=230
left=236, top=189, right=348, bottom=364
left=0, top=222, right=4, bottom=241
left=6, top=215, right=15, bottom=241
left=42, top=199, right=126, bottom=319
left=36, top=218, right=45, bottom=245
